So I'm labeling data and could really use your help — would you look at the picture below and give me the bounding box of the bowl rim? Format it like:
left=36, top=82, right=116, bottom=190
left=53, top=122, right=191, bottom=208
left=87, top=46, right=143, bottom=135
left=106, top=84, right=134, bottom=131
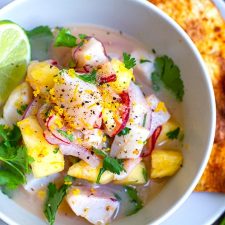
left=0, top=0, right=216, bottom=224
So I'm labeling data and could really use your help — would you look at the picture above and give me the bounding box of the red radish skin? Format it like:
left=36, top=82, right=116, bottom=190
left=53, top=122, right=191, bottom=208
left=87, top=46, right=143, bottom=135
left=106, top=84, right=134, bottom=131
left=141, top=126, right=162, bottom=158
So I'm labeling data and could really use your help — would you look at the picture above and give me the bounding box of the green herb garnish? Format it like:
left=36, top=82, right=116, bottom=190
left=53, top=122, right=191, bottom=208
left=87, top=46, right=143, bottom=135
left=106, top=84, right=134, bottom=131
left=114, top=193, right=122, bottom=201
left=151, top=55, right=184, bottom=101
left=78, top=70, right=97, bottom=84
left=118, top=127, right=131, bottom=136
left=140, top=59, right=151, bottom=64
left=78, top=33, right=87, bottom=40
left=124, top=185, right=143, bottom=216
left=142, top=114, right=147, bottom=127
left=17, top=104, right=28, bottom=115
left=57, top=129, right=74, bottom=142
left=54, top=28, right=77, bottom=47
left=93, top=148, right=125, bottom=183
left=123, top=52, right=136, bottom=69
left=166, top=127, right=180, bottom=140
left=142, top=168, right=148, bottom=182
left=26, top=26, right=53, bottom=60
left=44, top=181, right=71, bottom=225
left=0, top=125, right=30, bottom=195
left=53, top=147, right=59, bottom=154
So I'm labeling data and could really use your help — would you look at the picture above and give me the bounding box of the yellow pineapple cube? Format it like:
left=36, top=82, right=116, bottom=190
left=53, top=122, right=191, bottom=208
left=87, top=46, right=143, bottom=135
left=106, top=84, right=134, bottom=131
left=150, top=149, right=183, bottom=179
left=17, top=116, right=64, bottom=178
left=114, top=162, right=147, bottom=185
left=108, top=59, right=134, bottom=93
left=26, top=61, right=59, bottom=94
left=68, top=160, right=114, bottom=184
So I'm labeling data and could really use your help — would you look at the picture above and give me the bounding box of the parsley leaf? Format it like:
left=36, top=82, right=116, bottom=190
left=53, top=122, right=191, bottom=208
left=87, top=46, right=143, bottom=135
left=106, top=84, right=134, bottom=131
left=166, top=127, right=180, bottom=139
left=123, top=52, right=136, bottom=69
left=140, top=59, right=151, bottom=64
left=118, top=127, right=131, bottom=136
left=78, top=70, right=97, bottom=84
left=124, top=186, right=143, bottom=216
left=54, top=28, right=77, bottom=47
left=151, top=55, right=184, bottom=101
left=0, top=125, right=30, bottom=195
left=93, top=148, right=125, bottom=183
left=44, top=181, right=71, bottom=225
left=26, top=26, right=53, bottom=60
left=57, top=129, right=74, bottom=142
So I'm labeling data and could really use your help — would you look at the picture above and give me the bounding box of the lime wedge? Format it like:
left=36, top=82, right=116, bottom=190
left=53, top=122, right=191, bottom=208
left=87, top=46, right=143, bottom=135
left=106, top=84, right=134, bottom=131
left=0, top=20, right=30, bottom=105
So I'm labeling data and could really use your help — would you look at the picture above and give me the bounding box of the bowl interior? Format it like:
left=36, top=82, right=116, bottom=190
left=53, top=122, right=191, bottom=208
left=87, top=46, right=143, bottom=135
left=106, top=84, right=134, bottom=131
left=0, top=0, right=215, bottom=225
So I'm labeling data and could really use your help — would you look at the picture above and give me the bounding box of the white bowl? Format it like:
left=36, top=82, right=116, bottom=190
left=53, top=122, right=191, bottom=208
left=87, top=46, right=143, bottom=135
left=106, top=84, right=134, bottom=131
left=0, top=0, right=216, bottom=225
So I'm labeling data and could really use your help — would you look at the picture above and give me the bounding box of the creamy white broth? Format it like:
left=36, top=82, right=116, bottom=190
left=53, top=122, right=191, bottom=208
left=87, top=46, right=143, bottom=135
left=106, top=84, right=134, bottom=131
left=12, top=25, right=183, bottom=225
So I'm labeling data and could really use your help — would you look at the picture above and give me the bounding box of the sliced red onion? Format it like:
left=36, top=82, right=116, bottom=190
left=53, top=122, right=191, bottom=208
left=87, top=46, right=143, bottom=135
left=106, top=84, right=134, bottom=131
left=144, top=110, right=152, bottom=131
left=59, top=143, right=100, bottom=168
left=141, top=126, right=162, bottom=158
left=46, top=115, right=71, bottom=144
left=22, top=98, right=41, bottom=119
left=43, top=130, right=66, bottom=145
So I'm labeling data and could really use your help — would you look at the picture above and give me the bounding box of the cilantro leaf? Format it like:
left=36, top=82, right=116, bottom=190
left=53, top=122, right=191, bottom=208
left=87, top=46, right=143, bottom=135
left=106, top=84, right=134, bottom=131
left=151, top=55, right=184, bottom=101
left=54, top=28, right=77, bottom=47
left=78, top=70, right=97, bottom=84
left=44, top=182, right=71, bottom=225
left=124, top=186, right=143, bottom=216
left=140, top=59, right=151, bottom=64
left=123, top=52, right=136, bottom=69
left=26, top=26, right=53, bottom=60
left=78, top=33, right=87, bottom=40
left=93, top=148, right=125, bottom=183
left=0, top=125, right=30, bottom=194
left=142, top=114, right=147, bottom=127
left=57, top=129, right=74, bottom=142
left=118, top=127, right=131, bottom=136
left=166, top=127, right=180, bottom=139
left=142, top=168, right=148, bottom=182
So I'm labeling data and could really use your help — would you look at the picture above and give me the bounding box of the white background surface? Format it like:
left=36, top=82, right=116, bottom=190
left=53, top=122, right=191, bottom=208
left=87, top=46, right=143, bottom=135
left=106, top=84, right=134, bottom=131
left=0, top=0, right=224, bottom=225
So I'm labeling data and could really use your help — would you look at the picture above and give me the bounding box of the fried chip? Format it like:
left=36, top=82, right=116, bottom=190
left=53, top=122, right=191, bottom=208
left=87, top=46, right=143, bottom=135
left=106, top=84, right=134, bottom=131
left=149, top=0, right=225, bottom=192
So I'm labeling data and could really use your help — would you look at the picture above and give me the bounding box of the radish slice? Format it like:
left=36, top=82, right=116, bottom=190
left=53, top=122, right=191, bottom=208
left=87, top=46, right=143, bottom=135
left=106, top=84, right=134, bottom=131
left=46, top=115, right=71, bottom=144
left=43, top=130, right=66, bottom=145
left=59, top=143, right=100, bottom=167
left=141, top=126, right=162, bottom=158
left=22, top=98, right=41, bottom=119
left=114, top=158, right=141, bottom=180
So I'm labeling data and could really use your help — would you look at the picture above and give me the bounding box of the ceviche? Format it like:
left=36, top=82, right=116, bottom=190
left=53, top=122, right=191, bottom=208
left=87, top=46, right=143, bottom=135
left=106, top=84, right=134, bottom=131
left=0, top=21, right=184, bottom=225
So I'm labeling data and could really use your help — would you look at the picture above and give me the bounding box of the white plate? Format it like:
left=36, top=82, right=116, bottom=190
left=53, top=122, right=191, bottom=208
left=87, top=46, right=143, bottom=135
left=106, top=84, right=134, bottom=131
left=0, top=1, right=224, bottom=225
left=162, top=0, right=225, bottom=224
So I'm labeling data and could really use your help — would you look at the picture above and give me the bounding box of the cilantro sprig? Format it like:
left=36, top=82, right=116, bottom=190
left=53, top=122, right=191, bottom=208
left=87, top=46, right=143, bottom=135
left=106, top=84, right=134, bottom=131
left=78, top=70, right=97, bottom=84
left=166, top=127, right=180, bottom=139
left=151, top=55, right=184, bottom=101
left=26, top=26, right=53, bottom=60
left=124, top=186, right=143, bottom=216
left=44, top=177, right=72, bottom=225
left=93, top=148, right=125, bottom=183
left=17, top=104, right=28, bottom=116
left=54, top=28, right=77, bottom=47
left=0, top=125, right=31, bottom=195
left=140, top=58, right=151, bottom=64
left=123, top=52, right=136, bottom=69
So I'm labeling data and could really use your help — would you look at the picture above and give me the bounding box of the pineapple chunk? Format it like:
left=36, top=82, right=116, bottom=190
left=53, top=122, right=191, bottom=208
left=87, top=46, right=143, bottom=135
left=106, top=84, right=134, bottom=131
left=26, top=61, right=59, bottom=94
left=108, top=59, right=134, bottom=93
left=68, top=160, right=114, bottom=184
left=17, top=116, right=64, bottom=178
left=114, top=162, right=147, bottom=185
left=157, top=119, right=182, bottom=144
left=150, top=149, right=183, bottom=179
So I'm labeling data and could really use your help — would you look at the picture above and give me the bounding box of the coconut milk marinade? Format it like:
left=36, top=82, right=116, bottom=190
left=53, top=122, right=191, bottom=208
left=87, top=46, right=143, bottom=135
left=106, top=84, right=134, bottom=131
left=1, top=24, right=184, bottom=225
